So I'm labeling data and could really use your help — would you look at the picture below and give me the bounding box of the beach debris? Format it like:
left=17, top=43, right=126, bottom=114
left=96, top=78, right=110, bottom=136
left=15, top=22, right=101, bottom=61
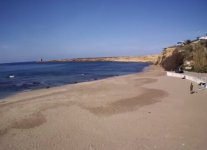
left=199, top=82, right=207, bottom=88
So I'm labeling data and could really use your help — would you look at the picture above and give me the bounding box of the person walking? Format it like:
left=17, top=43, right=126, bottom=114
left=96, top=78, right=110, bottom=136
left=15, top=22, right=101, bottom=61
left=190, top=82, right=194, bottom=94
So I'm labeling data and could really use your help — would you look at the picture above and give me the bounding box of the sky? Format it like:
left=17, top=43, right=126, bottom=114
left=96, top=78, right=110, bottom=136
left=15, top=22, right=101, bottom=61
left=0, top=0, right=207, bottom=63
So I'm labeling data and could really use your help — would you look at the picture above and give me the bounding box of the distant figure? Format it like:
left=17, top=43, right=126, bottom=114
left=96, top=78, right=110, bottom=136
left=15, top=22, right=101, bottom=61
left=175, top=66, right=184, bottom=73
left=190, top=82, right=194, bottom=94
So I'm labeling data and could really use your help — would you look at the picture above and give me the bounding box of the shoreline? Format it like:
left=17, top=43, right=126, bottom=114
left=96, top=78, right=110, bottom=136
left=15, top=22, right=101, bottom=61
left=0, top=64, right=152, bottom=102
left=0, top=66, right=207, bottom=150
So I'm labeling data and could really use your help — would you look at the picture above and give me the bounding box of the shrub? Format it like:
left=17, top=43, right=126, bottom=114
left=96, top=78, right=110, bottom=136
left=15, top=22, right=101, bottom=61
left=185, top=40, right=191, bottom=45
left=182, top=45, right=193, bottom=62
left=193, top=44, right=207, bottom=72
left=199, top=40, right=207, bottom=49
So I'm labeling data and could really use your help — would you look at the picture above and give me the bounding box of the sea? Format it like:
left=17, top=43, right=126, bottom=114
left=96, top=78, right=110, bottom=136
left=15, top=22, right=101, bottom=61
left=0, top=61, right=150, bottom=99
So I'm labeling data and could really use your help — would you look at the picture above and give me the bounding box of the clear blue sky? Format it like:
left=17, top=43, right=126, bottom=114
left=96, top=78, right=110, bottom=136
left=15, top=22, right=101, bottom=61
left=0, top=0, right=207, bottom=63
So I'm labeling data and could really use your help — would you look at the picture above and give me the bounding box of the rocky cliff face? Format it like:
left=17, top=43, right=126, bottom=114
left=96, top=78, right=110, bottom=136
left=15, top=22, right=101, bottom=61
left=155, top=47, right=184, bottom=71
left=156, top=39, right=207, bottom=72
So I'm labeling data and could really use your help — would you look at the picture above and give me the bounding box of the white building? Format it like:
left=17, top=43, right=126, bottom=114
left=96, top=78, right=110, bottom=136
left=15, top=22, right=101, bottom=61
left=176, top=41, right=185, bottom=46
left=199, top=36, right=207, bottom=40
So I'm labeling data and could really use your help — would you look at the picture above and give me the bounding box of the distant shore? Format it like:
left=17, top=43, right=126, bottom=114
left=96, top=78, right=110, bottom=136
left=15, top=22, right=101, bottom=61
left=0, top=65, right=207, bottom=150
left=39, top=55, right=159, bottom=64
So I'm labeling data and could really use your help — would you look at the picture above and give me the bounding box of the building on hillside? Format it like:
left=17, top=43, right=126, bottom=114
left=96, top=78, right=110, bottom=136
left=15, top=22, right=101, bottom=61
left=176, top=41, right=185, bottom=46
left=183, top=60, right=194, bottom=70
left=199, top=35, right=207, bottom=40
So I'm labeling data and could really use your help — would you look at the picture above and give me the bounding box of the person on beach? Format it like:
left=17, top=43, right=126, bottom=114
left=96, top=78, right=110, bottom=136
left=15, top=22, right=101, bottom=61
left=190, top=82, right=193, bottom=94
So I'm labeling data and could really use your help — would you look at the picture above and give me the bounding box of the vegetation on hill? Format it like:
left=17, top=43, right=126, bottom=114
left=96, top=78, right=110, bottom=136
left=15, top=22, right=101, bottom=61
left=190, top=41, right=207, bottom=72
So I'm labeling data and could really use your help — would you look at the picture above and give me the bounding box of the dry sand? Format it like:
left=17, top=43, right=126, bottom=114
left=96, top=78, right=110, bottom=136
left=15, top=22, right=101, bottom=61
left=0, top=66, right=207, bottom=150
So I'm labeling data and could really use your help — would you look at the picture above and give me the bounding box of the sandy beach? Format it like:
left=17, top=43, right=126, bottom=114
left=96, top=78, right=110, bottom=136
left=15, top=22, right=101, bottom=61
left=0, top=66, right=207, bottom=150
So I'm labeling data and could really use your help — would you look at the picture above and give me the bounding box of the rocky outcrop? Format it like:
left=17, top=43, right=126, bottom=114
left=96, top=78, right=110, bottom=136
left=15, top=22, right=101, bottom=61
left=155, top=47, right=184, bottom=71
left=156, top=39, right=207, bottom=72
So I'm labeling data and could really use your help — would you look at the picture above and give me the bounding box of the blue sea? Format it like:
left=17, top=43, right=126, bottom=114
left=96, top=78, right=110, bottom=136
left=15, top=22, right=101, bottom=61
left=0, top=61, right=150, bottom=99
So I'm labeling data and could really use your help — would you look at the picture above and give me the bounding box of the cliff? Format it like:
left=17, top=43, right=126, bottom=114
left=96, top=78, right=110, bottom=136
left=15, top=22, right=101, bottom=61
left=156, top=39, right=207, bottom=72
left=155, top=47, right=184, bottom=71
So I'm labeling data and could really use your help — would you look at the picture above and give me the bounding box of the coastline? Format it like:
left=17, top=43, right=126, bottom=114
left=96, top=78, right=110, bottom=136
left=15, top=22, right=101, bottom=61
left=41, top=55, right=159, bottom=64
left=0, top=65, right=207, bottom=150
left=0, top=62, right=150, bottom=101
left=0, top=61, right=150, bottom=100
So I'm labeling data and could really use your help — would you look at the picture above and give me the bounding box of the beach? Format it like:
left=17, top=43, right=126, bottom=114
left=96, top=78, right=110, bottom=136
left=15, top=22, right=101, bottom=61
left=0, top=65, right=207, bottom=150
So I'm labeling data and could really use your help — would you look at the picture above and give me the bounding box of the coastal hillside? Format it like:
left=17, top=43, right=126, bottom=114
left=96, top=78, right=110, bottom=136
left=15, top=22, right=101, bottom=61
left=41, top=36, right=207, bottom=73
left=46, top=55, right=159, bottom=63
left=156, top=38, right=207, bottom=72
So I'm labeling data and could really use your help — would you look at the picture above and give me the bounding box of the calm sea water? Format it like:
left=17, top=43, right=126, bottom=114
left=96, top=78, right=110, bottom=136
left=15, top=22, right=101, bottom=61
left=0, top=61, right=150, bottom=99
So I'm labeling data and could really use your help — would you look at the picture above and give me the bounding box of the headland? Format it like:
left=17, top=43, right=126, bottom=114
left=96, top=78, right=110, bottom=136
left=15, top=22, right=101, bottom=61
left=40, top=55, right=159, bottom=64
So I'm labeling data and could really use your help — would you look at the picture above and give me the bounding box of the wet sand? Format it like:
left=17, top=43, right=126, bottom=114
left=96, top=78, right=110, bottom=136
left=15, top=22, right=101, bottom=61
left=0, top=66, right=207, bottom=150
